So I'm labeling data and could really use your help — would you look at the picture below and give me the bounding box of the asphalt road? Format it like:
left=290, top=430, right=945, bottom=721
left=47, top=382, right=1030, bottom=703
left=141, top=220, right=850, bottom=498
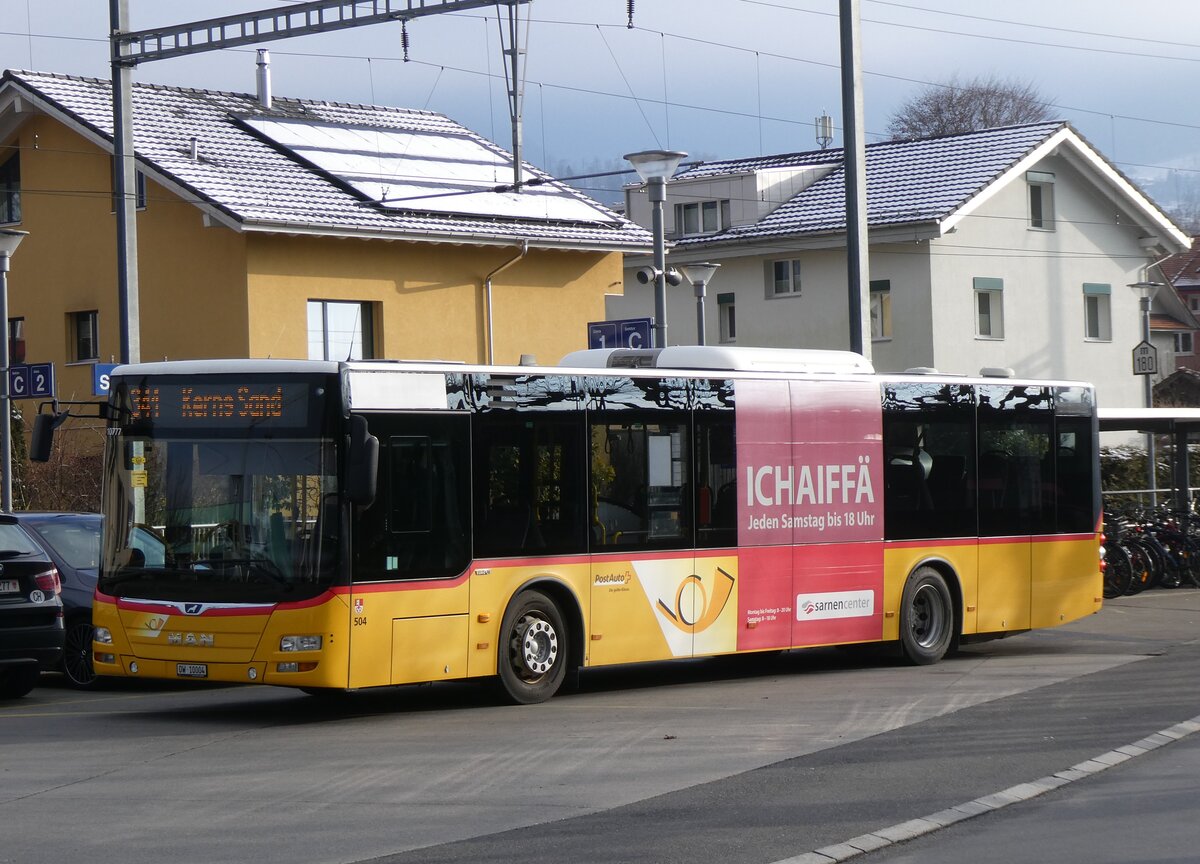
left=854, top=731, right=1200, bottom=864
left=2, top=589, right=1198, bottom=864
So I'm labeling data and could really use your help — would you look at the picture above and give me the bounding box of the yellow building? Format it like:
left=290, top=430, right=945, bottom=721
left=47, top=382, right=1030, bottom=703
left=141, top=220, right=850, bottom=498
left=0, top=70, right=650, bottom=411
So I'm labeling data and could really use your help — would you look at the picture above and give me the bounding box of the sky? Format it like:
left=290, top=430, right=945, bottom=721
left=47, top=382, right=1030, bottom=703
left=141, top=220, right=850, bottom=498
left=1, top=0, right=1198, bottom=208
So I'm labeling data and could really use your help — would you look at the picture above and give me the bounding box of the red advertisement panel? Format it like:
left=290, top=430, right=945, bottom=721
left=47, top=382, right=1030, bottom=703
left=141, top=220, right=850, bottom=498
left=792, top=541, right=884, bottom=646
left=735, top=378, right=885, bottom=650
left=736, top=545, right=793, bottom=651
left=737, top=380, right=883, bottom=547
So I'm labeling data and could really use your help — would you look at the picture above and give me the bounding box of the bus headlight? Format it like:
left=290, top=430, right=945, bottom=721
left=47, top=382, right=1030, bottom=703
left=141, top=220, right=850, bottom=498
left=94, top=627, right=113, bottom=644
left=280, top=635, right=322, bottom=652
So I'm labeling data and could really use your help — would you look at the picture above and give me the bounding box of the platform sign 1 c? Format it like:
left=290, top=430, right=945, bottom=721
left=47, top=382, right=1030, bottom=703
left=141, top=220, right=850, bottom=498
left=587, top=317, right=653, bottom=350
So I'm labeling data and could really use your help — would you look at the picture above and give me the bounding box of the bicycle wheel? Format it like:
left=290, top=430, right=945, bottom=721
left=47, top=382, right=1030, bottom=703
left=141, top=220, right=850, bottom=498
left=1153, top=535, right=1183, bottom=589
left=1155, top=534, right=1184, bottom=589
left=1103, top=542, right=1133, bottom=599
left=1184, top=537, right=1200, bottom=588
left=1124, top=540, right=1154, bottom=595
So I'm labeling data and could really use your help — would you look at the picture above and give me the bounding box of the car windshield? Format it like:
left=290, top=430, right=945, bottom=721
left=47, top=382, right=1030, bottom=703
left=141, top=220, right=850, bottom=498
left=23, top=517, right=101, bottom=570
left=100, top=436, right=340, bottom=603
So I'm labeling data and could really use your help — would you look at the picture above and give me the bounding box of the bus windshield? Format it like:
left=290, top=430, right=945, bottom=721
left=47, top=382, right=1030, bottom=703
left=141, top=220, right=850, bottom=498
left=100, top=435, right=339, bottom=603
left=98, top=371, right=343, bottom=603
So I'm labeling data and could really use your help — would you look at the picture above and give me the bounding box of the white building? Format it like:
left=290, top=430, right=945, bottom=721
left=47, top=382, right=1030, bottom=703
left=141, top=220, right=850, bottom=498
left=611, top=122, right=1193, bottom=410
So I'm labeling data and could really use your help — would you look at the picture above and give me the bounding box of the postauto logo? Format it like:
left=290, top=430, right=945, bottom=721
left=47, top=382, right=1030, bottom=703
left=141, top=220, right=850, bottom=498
left=796, top=590, right=874, bottom=622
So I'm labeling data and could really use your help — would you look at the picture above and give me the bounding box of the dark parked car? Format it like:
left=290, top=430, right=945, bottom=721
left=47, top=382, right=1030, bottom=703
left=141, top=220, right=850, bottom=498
left=13, top=512, right=100, bottom=688
left=0, top=514, right=64, bottom=698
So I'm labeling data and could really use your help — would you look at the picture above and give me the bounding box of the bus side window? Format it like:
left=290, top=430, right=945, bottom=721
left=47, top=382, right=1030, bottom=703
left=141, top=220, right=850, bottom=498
left=590, top=414, right=691, bottom=551
left=978, top=386, right=1053, bottom=537
left=882, top=383, right=976, bottom=541
left=351, top=414, right=471, bottom=582
left=696, top=413, right=736, bottom=548
left=473, top=413, right=587, bottom=558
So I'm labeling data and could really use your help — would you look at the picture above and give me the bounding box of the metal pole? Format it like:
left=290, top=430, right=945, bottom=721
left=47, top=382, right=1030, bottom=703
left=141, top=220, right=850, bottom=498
left=649, top=176, right=668, bottom=349
left=839, top=0, right=870, bottom=359
left=502, top=1, right=526, bottom=190
left=1173, top=426, right=1189, bottom=512
left=111, top=0, right=140, bottom=364
left=0, top=254, right=10, bottom=511
left=1142, top=295, right=1156, bottom=505
left=694, top=279, right=707, bottom=346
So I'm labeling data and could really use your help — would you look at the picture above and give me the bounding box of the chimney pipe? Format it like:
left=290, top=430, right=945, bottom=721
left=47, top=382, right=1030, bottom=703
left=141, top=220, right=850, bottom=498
left=256, top=49, right=272, bottom=110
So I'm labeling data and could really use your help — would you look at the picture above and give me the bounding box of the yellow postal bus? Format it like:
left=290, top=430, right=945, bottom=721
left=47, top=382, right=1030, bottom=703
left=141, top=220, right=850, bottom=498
left=37, top=347, right=1101, bottom=703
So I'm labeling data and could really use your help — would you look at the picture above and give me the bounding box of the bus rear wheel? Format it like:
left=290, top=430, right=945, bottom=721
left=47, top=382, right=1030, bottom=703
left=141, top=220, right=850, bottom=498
left=498, top=590, right=568, bottom=705
left=899, top=566, right=954, bottom=665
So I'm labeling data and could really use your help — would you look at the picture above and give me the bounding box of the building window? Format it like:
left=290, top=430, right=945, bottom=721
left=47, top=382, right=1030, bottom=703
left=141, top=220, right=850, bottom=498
left=870, top=279, right=892, bottom=340
left=307, top=300, right=374, bottom=360
left=7, top=317, right=23, bottom=365
left=717, top=292, right=736, bottom=343
left=768, top=259, right=801, bottom=297
left=1083, top=283, right=1111, bottom=341
left=1027, top=171, right=1054, bottom=230
left=1176, top=332, right=1194, bottom=356
left=675, top=200, right=730, bottom=236
left=974, top=277, right=1004, bottom=339
left=70, top=311, right=99, bottom=362
left=1190, top=295, right=1200, bottom=314
left=0, top=153, right=20, bottom=224
left=110, top=159, right=147, bottom=210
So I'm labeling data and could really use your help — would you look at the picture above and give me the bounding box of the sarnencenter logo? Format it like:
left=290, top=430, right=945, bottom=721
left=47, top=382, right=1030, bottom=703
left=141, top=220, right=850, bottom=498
left=795, top=590, right=875, bottom=621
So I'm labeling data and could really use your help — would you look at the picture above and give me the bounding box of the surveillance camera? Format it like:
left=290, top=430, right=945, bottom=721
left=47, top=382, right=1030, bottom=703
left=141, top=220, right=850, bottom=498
left=665, top=267, right=683, bottom=286
left=635, top=266, right=656, bottom=285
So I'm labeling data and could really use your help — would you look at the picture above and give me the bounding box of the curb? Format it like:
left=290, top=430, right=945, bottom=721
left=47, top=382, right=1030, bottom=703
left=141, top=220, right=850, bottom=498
left=769, top=715, right=1200, bottom=864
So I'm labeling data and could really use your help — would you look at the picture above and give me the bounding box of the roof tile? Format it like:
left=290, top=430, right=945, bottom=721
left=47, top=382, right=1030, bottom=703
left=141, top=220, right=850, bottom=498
left=5, top=70, right=652, bottom=251
left=673, top=122, right=1065, bottom=247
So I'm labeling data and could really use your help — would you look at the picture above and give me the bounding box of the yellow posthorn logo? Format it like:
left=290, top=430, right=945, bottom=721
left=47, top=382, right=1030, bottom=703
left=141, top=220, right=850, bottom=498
left=656, top=567, right=735, bottom=633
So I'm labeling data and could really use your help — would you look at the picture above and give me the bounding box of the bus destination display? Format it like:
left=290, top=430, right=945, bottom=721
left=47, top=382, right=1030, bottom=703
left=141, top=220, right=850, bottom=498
left=125, top=382, right=310, bottom=427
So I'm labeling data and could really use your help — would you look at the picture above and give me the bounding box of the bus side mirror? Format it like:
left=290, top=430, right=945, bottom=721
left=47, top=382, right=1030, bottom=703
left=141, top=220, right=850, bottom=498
left=346, top=414, right=379, bottom=506
left=30, top=413, right=59, bottom=463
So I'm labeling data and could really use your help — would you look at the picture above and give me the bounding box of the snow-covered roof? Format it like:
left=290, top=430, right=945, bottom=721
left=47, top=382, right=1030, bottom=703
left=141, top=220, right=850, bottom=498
left=668, top=121, right=1189, bottom=251
left=0, top=70, right=653, bottom=253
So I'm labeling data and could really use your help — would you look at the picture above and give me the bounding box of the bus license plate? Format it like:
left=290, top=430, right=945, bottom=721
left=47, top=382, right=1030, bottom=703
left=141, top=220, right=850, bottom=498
left=176, top=663, right=208, bottom=678
left=0, top=579, right=17, bottom=593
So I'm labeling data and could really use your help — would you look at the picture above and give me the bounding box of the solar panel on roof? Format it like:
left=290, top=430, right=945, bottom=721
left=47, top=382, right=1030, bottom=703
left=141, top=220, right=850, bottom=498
left=241, top=116, right=620, bottom=225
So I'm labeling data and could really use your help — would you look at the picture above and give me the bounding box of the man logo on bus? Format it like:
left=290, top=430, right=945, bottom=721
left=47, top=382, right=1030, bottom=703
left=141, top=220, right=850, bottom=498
left=656, top=567, right=736, bottom=634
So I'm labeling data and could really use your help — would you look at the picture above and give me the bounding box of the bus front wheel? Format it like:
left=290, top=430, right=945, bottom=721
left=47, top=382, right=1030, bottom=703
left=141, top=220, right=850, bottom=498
left=498, top=590, right=568, bottom=705
left=899, top=566, right=955, bottom=665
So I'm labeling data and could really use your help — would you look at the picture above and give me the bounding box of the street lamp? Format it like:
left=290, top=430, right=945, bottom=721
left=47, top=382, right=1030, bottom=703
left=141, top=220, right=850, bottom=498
left=1129, top=279, right=1162, bottom=504
left=679, top=262, right=721, bottom=346
left=0, top=228, right=28, bottom=512
left=626, top=149, right=686, bottom=348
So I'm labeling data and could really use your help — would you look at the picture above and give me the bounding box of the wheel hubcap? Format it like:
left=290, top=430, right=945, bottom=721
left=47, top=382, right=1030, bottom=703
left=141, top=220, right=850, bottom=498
left=514, top=614, right=558, bottom=679
left=911, top=584, right=947, bottom=649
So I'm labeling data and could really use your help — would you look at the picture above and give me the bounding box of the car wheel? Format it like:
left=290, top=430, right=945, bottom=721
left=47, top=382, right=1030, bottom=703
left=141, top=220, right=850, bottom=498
left=0, top=665, right=40, bottom=699
left=497, top=590, right=568, bottom=705
left=62, top=614, right=97, bottom=689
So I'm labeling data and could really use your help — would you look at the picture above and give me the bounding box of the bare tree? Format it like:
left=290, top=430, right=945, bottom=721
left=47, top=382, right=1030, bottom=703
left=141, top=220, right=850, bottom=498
left=14, top=413, right=104, bottom=512
left=887, top=75, right=1053, bottom=139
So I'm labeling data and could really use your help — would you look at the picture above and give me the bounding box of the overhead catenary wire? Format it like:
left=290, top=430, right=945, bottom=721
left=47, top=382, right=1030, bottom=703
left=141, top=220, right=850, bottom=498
left=0, top=6, right=1195, bottom=225
left=2, top=3, right=1200, bottom=139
